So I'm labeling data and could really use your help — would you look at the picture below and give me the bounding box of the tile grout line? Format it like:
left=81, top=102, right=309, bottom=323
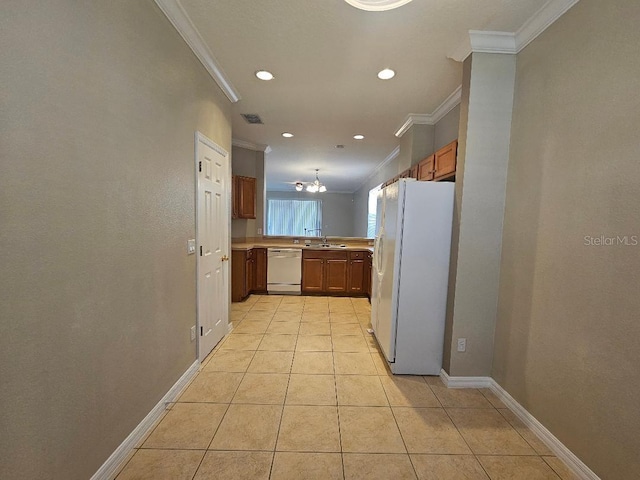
left=268, top=296, right=303, bottom=480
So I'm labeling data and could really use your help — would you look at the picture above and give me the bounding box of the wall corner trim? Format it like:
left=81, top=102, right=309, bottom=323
left=90, top=360, right=200, bottom=480
left=439, top=370, right=601, bottom=480
left=154, top=0, right=241, bottom=103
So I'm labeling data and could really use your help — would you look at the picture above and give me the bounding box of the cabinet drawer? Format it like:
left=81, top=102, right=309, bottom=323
left=303, top=250, right=347, bottom=260
left=349, top=251, right=365, bottom=260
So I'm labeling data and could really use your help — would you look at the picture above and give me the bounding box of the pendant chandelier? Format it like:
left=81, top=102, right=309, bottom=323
left=305, top=169, right=327, bottom=193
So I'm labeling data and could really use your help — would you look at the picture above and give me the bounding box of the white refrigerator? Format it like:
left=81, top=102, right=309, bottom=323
left=371, top=179, right=454, bottom=375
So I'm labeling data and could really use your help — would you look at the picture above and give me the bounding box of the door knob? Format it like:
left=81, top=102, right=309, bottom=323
left=221, top=255, right=229, bottom=261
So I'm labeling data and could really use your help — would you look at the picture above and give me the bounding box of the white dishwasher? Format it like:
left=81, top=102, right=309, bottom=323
left=267, top=248, right=302, bottom=294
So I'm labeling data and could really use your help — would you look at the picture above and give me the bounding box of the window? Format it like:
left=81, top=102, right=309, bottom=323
left=266, top=198, right=322, bottom=236
left=367, top=184, right=382, bottom=238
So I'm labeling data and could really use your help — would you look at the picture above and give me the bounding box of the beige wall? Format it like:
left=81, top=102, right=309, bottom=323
left=0, top=2, right=231, bottom=479
left=231, top=146, right=265, bottom=239
left=493, top=0, right=640, bottom=478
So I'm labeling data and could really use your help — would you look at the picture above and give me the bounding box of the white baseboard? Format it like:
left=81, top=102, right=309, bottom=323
left=439, top=370, right=600, bottom=480
left=440, top=369, right=492, bottom=388
left=488, top=378, right=601, bottom=480
left=91, top=360, right=200, bottom=480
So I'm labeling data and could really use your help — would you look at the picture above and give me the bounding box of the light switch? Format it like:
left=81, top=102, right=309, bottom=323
left=187, top=239, right=196, bottom=255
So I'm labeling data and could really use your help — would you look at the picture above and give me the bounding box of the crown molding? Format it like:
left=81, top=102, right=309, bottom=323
left=354, top=146, right=400, bottom=192
left=469, top=31, right=517, bottom=54
left=394, top=114, right=433, bottom=138
left=394, top=85, right=462, bottom=138
left=154, top=0, right=241, bottom=103
left=448, top=0, right=581, bottom=62
left=232, top=138, right=271, bottom=153
left=431, top=85, right=463, bottom=124
left=515, top=0, right=581, bottom=51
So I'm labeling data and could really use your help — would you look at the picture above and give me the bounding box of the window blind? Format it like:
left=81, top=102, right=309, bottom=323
left=266, top=199, right=322, bottom=236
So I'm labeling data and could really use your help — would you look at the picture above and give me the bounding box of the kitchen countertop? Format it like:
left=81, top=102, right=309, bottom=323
left=232, top=240, right=373, bottom=252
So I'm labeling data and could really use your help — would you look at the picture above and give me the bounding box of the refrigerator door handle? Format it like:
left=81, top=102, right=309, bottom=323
left=376, top=231, right=385, bottom=277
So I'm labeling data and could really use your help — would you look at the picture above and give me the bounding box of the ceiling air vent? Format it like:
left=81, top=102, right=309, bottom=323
left=241, top=113, right=263, bottom=125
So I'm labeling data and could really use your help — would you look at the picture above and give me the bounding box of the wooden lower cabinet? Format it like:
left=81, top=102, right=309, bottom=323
left=302, top=250, right=369, bottom=296
left=254, top=248, right=267, bottom=292
left=232, top=247, right=267, bottom=302
left=301, top=257, right=324, bottom=292
left=347, top=251, right=365, bottom=294
left=326, top=258, right=348, bottom=293
left=366, top=251, right=372, bottom=298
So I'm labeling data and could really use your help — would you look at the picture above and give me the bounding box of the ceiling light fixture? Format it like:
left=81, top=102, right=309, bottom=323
left=295, top=182, right=304, bottom=192
left=377, top=68, right=396, bottom=80
left=306, top=169, right=327, bottom=193
left=353, top=134, right=365, bottom=140
left=344, top=0, right=413, bottom=12
left=282, top=132, right=294, bottom=138
left=255, top=70, right=274, bottom=81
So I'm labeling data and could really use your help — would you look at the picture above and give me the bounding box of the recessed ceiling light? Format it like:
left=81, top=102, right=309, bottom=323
left=377, top=68, right=395, bottom=80
left=282, top=132, right=294, bottom=138
left=255, top=70, right=274, bottom=81
left=344, top=0, right=413, bottom=11
left=353, top=134, right=365, bottom=140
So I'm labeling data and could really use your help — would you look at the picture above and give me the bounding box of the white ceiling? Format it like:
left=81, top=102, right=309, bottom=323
left=178, top=0, right=547, bottom=193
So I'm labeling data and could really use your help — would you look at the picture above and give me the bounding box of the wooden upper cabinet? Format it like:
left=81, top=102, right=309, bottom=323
left=409, top=165, right=418, bottom=179
left=417, top=155, right=435, bottom=181
left=234, top=175, right=256, bottom=219
left=434, top=140, right=457, bottom=180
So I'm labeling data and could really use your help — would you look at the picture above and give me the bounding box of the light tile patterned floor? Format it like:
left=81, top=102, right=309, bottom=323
left=115, top=295, right=577, bottom=480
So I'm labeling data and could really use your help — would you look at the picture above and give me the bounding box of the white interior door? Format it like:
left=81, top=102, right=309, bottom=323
left=196, top=133, right=229, bottom=362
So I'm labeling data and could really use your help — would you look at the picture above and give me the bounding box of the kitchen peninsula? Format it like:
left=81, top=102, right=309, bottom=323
left=232, top=238, right=373, bottom=302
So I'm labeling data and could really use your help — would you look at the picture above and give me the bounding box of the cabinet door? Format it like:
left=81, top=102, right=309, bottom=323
left=325, top=258, right=348, bottom=293
left=231, top=250, right=247, bottom=302
left=245, top=253, right=254, bottom=295
left=434, top=140, right=457, bottom=179
left=254, top=248, right=267, bottom=292
left=409, top=165, right=418, bottom=179
left=348, top=259, right=365, bottom=294
left=231, top=175, right=238, bottom=219
left=302, top=258, right=324, bottom=292
left=237, top=176, right=256, bottom=219
left=366, top=252, right=372, bottom=298
left=417, top=155, right=435, bottom=181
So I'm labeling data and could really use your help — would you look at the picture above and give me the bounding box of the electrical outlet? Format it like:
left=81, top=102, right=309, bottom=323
left=257, top=228, right=262, bottom=235
left=457, top=338, right=466, bottom=352
left=190, top=326, right=196, bottom=341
